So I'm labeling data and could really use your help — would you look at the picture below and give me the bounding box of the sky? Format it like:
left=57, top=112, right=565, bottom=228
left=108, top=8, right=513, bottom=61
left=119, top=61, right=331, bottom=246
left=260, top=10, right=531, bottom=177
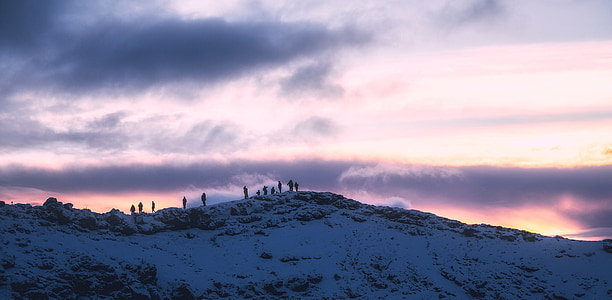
left=1, top=0, right=611, bottom=240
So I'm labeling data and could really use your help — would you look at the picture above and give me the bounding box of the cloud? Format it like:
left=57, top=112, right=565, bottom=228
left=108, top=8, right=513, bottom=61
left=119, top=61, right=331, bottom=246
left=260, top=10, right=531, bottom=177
left=0, top=1, right=368, bottom=97
left=280, top=62, right=344, bottom=99
left=0, top=159, right=353, bottom=194
left=436, top=0, right=505, bottom=27
left=339, top=164, right=461, bottom=182
left=0, top=112, right=248, bottom=155
left=0, top=0, right=66, bottom=50
left=291, top=117, right=340, bottom=139
left=2, top=161, right=611, bottom=231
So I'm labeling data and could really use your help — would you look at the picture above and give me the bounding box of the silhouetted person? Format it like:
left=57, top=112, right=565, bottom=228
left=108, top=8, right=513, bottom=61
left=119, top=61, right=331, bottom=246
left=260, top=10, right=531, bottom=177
left=201, top=192, right=207, bottom=206
left=271, top=187, right=276, bottom=194
left=138, top=202, right=143, bottom=213
left=243, top=186, right=248, bottom=199
left=288, top=180, right=294, bottom=192
left=295, top=181, right=299, bottom=192
left=182, top=196, right=187, bottom=209
left=130, top=204, right=136, bottom=214
left=152, top=201, right=156, bottom=213
left=278, top=181, right=282, bottom=193
left=263, top=186, right=268, bottom=195
left=256, top=190, right=260, bottom=196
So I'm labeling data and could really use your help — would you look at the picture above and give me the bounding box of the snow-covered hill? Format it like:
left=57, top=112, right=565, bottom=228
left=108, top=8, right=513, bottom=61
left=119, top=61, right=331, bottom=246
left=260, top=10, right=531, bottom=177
left=1, top=192, right=611, bottom=299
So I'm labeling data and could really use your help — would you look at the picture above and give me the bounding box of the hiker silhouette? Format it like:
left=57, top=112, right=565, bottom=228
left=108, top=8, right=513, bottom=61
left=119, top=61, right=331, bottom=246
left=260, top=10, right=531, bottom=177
left=152, top=201, right=156, bottom=213
left=278, top=181, right=282, bottom=193
left=263, top=186, right=268, bottom=195
left=288, top=180, right=294, bottom=191
left=130, top=204, right=135, bottom=214
left=256, top=190, right=260, bottom=196
left=138, top=202, right=143, bottom=213
left=271, top=187, right=276, bottom=194
left=243, top=186, right=248, bottom=199
left=201, top=192, right=207, bottom=206
left=182, top=196, right=187, bottom=209
left=295, top=181, right=299, bottom=192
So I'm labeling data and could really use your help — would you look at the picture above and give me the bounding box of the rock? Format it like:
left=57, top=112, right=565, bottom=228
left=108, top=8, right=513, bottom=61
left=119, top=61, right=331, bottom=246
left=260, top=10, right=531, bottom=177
left=0, top=201, right=5, bottom=208
left=171, top=284, right=195, bottom=300
left=43, top=197, right=59, bottom=206
left=461, top=228, right=479, bottom=238
left=1, top=256, right=15, bottom=269
left=137, top=264, right=158, bottom=285
left=287, top=277, right=309, bottom=292
left=156, top=208, right=190, bottom=230
left=10, top=276, right=40, bottom=294
left=603, top=239, right=612, bottom=253
left=76, top=214, right=98, bottom=230
left=264, top=281, right=285, bottom=296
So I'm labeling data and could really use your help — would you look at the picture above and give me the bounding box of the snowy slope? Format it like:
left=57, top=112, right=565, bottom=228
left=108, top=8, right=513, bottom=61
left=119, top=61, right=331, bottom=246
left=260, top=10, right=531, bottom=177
left=1, top=192, right=611, bottom=299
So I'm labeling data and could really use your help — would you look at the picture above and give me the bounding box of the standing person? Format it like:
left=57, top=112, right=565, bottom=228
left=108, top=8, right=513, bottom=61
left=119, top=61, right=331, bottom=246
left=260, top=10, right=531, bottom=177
left=182, top=196, right=187, bottom=209
left=278, top=181, right=282, bottom=193
left=256, top=190, right=260, bottom=196
left=151, top=201, right=156, bottom=213
left=295, top=182, right=299, bottom=192
left=288, top=179, right=294, bottom=192
left=130, top=204, right=136, bottom=214
left=201, top=192, right=207, bottom=206
left=138, top=202, right=143, bottom=213
left=271, top=187, right=276, bottom=194
left=243, top=186, right=248, bottom=199
left=263, top=186, right=268, bottom=195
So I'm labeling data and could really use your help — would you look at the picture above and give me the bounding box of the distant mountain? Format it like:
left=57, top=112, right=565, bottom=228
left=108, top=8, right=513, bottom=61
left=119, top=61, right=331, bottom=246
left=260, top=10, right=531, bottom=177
left=1, top=192, right=611, bottom=299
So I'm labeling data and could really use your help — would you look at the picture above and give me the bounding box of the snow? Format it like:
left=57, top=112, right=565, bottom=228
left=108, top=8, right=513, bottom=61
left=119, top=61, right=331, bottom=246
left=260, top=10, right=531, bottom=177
left=0, top=192, right=610, bottom=299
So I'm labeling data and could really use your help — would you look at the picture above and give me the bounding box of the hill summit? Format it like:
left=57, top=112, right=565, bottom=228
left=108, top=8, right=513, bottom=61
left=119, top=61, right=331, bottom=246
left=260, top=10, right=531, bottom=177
left=1, top=191, right=611, bottom=299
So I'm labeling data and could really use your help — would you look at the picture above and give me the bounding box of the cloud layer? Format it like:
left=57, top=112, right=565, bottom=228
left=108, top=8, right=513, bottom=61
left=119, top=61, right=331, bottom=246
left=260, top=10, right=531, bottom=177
left=2, top=161, right=611, bottom=234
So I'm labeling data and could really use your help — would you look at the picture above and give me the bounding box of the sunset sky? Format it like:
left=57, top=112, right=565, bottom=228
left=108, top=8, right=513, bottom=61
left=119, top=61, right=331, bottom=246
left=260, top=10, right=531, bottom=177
left=1, top=0, right=611, bottom=240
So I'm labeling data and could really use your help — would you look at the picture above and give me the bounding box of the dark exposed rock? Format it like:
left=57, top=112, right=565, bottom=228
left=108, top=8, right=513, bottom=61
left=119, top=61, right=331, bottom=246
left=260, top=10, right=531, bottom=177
left=156, top=208, right=190, bottom=230
left=264, top=281, right=285, bottom=296
left=171, top=284, right=195, bottom=300
left=461, top=228, right=479, bottom=238
left=76, top=213, right=98, bottom=230
left=603, top=239, right=612, bottom=253
left=287, top=277, right=309, bottom=292
left=1, top=256, right=15, bottom=269
left=43, top=197, right=58, bottom=206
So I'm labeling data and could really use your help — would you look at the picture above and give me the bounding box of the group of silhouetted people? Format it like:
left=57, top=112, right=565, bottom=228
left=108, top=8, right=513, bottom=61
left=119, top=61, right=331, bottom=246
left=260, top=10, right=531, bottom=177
left=253, top=179, right=299, bottom=197
left=130, top=179, right=301, bottom=213
left=130, top=201, right=156, bottom=214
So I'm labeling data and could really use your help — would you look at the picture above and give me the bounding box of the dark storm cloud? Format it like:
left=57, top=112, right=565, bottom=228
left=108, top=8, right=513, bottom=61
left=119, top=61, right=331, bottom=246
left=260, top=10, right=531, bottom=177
left=0, top=0, right=65, bottom=50
left=280, top=62, right=344, bottom=98
left=0, top=1, right=368, bottom=96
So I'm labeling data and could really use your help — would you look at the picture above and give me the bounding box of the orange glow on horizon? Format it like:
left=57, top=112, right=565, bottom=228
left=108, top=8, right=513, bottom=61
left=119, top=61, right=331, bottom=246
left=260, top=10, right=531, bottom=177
left=415, top=204, right=586, bottom=240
